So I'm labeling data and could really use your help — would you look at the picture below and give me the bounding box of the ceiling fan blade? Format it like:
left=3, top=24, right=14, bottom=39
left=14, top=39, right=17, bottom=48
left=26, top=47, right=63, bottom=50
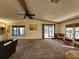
left=17, top=14, right=24, bottom=15
left=28, top=16, right=34, bottom=19
left=30, top=14, right=35, bottom=16
left=24, top=15, right=26, bottom=18
left=18, top=0, right=35, bottom=19
left=18, top=0, right=28, bottom=11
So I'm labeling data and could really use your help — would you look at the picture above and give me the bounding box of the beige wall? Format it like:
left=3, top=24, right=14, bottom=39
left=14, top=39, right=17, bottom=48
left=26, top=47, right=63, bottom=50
left=7, top=19, right=59, bottom=39
left=7, top=18, right=79, bottom=39
left=55, top=23, right=61, bottom=33
left=60, top=19, right=79, bottom=34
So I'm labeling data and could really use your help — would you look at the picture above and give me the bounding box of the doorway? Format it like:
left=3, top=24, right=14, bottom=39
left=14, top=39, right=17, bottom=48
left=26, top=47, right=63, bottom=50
left=42, top=24, right=55, bottom=39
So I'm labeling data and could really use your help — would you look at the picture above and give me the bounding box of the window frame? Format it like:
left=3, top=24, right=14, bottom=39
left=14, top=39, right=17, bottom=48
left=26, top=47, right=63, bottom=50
left=65, top=27, right=74, bottom=39
left=74, top=27, right=79, bottom=40
left=12, top=25, right=25, bottom=36
left=65, top=24, right=79, bottom=41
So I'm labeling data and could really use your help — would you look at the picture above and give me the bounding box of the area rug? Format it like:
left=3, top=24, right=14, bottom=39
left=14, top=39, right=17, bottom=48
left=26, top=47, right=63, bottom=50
left=9, top=39, right=79, bottom=59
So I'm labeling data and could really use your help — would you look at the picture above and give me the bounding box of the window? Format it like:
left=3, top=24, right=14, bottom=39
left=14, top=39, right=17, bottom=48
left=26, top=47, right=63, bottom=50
left=66, top=28, right=74, bottom=39
left=65, top=23, right=79, bottom=40
left=65, top=24, right=74, bottom=39
left=74, top=23, right=79, bottom=40
left=12, top=25, right=25, bottom=36
left=75, top=27, right=79, bottom=39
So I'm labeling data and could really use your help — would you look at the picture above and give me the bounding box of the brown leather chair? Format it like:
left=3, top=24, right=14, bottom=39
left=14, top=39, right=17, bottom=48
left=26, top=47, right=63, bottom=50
left=54, top=33, right=64, bottom=40
left=64, top=38, right=75, bottom=46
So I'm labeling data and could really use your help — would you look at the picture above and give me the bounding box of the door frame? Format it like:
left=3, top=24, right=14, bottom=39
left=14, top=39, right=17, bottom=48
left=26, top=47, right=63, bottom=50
left=42, top=24, right=55, bottom=39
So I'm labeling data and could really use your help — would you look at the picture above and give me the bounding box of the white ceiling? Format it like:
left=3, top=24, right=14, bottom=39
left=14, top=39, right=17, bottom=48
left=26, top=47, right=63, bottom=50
left=0, top=0, right=79, bottom=22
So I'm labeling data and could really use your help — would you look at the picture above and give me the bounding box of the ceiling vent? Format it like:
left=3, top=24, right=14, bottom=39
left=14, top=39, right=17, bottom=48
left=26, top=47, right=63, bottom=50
left=51, top=0, right=60, bottom=3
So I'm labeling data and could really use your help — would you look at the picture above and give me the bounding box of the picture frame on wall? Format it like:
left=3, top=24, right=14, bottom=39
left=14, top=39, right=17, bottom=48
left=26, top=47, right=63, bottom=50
left=29, top=24, right=38, bottom=30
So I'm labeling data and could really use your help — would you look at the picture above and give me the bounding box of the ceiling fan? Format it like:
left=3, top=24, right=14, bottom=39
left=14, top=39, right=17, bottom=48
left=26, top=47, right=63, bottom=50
left=51, top=0, right=60, bottom=3
left=17, top=0, right=35, bottom=19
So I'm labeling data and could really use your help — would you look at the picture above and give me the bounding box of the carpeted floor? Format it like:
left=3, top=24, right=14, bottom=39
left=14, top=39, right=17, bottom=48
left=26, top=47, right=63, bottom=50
left=9, top=39, right=79, bottom=59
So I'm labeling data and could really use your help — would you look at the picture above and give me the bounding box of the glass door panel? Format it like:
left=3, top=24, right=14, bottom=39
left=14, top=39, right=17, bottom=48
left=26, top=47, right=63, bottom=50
left=75, top=27, right=79, bottom=40
left=43, top=24, right=55, bottom=39
left=44, top=25, right=48, bottom=38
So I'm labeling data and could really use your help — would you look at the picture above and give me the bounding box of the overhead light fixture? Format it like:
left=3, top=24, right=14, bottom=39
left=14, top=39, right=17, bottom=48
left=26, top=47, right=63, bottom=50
left=51, top=0, right=60, bottom=3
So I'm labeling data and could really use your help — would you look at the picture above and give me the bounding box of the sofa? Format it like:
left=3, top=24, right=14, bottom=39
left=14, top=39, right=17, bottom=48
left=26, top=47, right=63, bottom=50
left=0, top=39, right=17, bottom=59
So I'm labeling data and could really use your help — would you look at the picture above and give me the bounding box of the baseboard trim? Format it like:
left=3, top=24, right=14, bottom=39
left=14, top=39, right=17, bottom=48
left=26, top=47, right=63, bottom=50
left=17, top=38, right=43, bottom=40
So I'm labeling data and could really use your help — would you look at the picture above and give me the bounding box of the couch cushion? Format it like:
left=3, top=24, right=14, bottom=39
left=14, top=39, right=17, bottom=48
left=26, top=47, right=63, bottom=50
left=4, top=41, right=12, bottom=46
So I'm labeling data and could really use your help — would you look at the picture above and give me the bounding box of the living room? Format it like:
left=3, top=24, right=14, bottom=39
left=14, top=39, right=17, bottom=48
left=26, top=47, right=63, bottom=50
left=0, top=0, right=79, bottom=59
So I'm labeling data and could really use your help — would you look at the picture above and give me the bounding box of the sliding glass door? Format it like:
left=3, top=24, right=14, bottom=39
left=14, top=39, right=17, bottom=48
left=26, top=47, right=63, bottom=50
left=42, top=24, right=55, bottom=39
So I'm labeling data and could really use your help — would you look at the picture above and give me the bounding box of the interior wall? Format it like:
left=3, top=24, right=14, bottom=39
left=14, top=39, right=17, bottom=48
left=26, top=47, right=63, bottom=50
left=0, top=22, right=7, bottom=41
left=60, top=19, right=79, bottom=34
left=7, top=19, right=59, bottom=39
left=55, top=23, right=61, bottom=33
